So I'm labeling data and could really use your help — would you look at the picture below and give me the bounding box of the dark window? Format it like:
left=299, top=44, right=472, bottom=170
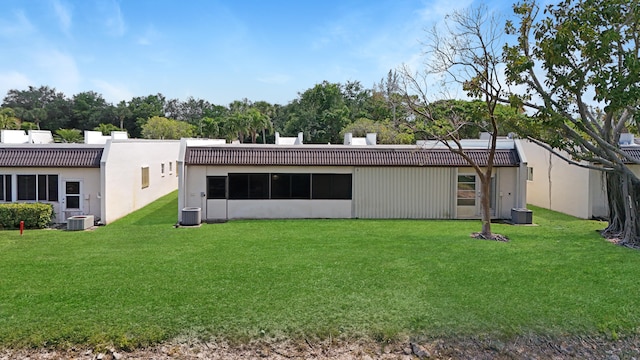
left=207, top=176, right=227, bottom=199
left=0, top=175, right=8, bottom=201
left=271, top=173, right=310, bottom=199
left=17, top=175, right=36, bottom=200
left=228, top=174, right=269, bottom=199
left=37, top=175, right=47, bottom=201
left=457, top=175, right=476, bottom=206
left=312, top=174, right=352, bottom=200
left=65, top=181, right=81, bottom=209
left=48, top=175, right=58, bottom=201
left=37, top=175, right=59, bottom=201
left=3, top=175, right=11, bottom=202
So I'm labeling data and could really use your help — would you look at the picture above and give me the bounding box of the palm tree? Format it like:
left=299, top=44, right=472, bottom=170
left=0, top=108, right=20, bottom=130
left=54, top=129, right=83, bottom=143
left=247, top=108, right=273, bottom=143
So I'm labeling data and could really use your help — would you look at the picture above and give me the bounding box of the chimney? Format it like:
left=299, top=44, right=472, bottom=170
left=365, top=133, right=377, bottom=145
left=344, top=132, right=353, bottom=145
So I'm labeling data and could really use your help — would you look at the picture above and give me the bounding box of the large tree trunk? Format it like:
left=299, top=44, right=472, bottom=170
left=603, top=171, right=640, bottom=247
left=479, top=172, right=492, bottom=238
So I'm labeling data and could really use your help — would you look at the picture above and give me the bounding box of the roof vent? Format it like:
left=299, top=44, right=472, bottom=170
left=620, top=133, right=634, bottom=146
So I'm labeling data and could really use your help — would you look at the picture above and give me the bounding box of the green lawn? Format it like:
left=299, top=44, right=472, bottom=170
left=0, top=191, right=639, bottom=349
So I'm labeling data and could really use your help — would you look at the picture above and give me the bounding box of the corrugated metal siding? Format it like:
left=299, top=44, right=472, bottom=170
left=354, top=167, right=453, bottom=219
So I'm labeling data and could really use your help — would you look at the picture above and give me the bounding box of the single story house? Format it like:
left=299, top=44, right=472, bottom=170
left=522, top=137, right=640, bottom=219
left=0, top=131, right=180, bottom=224
left=177, top=138, right=529, bottom=224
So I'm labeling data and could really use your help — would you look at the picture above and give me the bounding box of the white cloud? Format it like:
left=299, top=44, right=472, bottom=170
left=91, top=79, right=133, bottom=103
left=36, top=49, right=81, bottom=94
left=103, top=0, right=125, bottom=37
left=137, top=25, right=159, bottom=46
left=51, top=0, right=72, bottom=35
left=0, top=10, right=35, bottom=37
left=256, top=73, right=291, bottom=85
left=0, top=71, right=33, bottom=98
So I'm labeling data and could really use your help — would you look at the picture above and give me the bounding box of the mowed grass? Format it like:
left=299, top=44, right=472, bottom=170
left=1, top=191, right=639, bottom=348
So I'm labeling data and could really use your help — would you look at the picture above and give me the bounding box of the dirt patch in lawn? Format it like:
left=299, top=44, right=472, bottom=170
left=2, top=335, right=639, bottom=359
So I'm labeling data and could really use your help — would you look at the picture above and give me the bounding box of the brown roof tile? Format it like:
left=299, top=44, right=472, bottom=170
left=0, top=147, right=103, bottom=167
left=185, top=146, right=520, bottom=167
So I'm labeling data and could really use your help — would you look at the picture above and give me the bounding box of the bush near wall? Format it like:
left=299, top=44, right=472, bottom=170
left=0, top=203, right=53, bottom=229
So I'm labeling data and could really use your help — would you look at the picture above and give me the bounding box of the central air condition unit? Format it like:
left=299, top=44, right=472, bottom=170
left=181, top=207, right=201, bottom=226
left=67, top=215, right=95, bottom=230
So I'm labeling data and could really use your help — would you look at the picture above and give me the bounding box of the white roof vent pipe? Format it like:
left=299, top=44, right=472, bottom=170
left=295, top=132, right=303, bottom=145
left=344, top=132, right=353, bottom=145
left=620, top=133, right=635, bottom=146
left=366, top=133, right=377, bottom=145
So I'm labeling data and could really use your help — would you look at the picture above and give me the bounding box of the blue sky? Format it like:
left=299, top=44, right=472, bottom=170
left=1, top=0, right=529, bottom=106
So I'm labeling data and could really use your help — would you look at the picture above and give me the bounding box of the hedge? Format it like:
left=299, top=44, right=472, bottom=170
left=0, top=203, right=54, bottom=229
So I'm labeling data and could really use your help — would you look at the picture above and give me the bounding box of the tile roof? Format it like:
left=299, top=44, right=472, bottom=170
left=185, top=146, right=521, bottom=167
left=0, top=147, right=103, bottom=167
left=622, top=147, right=640, bottom=163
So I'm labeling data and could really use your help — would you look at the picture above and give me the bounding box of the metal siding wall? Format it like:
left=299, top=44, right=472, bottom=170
left=354, top=167, right=452, bottom=219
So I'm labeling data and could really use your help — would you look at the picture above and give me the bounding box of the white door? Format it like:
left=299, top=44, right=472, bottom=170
left=456, top=174, right=496, bottom=218
left=62, top=180, right=83, bottom=219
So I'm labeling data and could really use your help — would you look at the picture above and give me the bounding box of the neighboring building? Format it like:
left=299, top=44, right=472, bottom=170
left=0, top=131, right=180, bottom=224
left=522, top=137, right=640, bottom=219
left=177, top=137, right=529, bottom=224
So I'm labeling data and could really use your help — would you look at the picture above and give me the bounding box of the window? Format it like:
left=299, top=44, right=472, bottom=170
left=0, top=175, right=12, bottom=201
left=161, top=163, right=165, bottom=177
left=16, top=174, right=58, bottom=201
left=207, top=176, right=227, bottom=199
left=141, top=166, right=150, bottom=189
left=228, top=174, right=269, bottom=199
left=312, top=174, right=352, bottom=200
left=527, top=167, right=534, bottom=181
left=17, top=175, right=36, bottom=200
left=457, top=175, right=476, bottom=206
left=169, top=161, right=173, bottom=174
left=271, top=173, right=311, bottom=199
left=65, top=181, right=80, bottom=209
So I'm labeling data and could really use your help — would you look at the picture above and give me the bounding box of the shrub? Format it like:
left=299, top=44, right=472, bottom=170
left=0, top=203, right=53, bottom=229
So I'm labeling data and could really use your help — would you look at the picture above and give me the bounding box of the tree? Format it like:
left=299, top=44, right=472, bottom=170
left=141, top=116, right=194, bottom=139
left=340, top=118, right=414, bottom=144
left=0, top=108, right=20, bottom=130
left=54, top=129, right=83, bottom=143
left=401, top=5, right=508, bottom=239
left=128, top=94, right=166, bottom=137
left=2, top=86, right=71, bottom=130
left=94, top=123, right=120, bottom=136
left=504, top=0, right=640, bottom=246
left=114, top=100, right=131, bottom=130
left=71, top=91, right=114, bottom=130
left=284, top=81, right=351, bottom=144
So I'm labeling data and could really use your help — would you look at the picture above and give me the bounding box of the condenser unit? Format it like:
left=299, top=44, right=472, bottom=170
left=67, top=215, right=95, bottom=230
left=181, top=207, right=201, bottom=226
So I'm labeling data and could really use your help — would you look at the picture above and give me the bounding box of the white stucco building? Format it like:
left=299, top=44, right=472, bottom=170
left=0, top=132, right=180, bottom=224
left=521, top=138, right=640, bottom=219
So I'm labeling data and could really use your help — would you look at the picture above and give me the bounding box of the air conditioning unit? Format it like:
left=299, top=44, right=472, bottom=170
left=67, top=215, right=95, bottom=230
left=181, top=207, right=201, bottom=226
left=511, top=208, right=533, bottom=225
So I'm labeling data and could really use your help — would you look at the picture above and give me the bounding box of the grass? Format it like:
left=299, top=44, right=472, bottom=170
left=0, top=191, right=639, bottom=348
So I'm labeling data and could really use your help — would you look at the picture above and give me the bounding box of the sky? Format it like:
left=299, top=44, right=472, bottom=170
left=0, top=0, right=530, bottom=107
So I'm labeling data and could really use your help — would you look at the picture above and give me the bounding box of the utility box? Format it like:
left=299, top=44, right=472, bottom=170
left=181, top=207, right=201, bottom=226
left=67, top=215, right=95, bottom=230
left=511, top=208, right=533, bottom=224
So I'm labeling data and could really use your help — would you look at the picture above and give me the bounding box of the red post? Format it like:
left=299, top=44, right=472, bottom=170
left=20, top=221, right=24, bottom=236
